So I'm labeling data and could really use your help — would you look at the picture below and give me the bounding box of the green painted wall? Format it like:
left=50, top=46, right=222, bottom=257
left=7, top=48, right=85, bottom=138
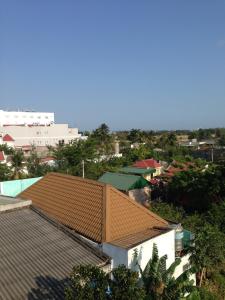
left=0, top=177, right=42, bottom=197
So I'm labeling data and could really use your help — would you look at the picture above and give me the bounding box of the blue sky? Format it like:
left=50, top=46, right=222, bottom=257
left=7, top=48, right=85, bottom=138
left=0, top=0, right=225, bottom=130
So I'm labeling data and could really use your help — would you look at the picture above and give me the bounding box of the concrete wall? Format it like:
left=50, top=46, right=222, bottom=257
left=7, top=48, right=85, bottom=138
left=0, top=110, right=54, bottom=126
left=128, top=229, right=175, bottom=271
left=0, top=177, right=42, bottom=197
left=102, top=230, right=175, bottom=273
left=174, top=253, right=196, bottom=284
left=102, top=243, right=128, bottom=269
left=0, top=124, right=81, bottom=147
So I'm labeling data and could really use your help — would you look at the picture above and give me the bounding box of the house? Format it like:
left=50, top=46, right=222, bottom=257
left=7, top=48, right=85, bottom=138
left=0, top=195, right=110, bottom=299
left=98, top=172, right=151, bottom=206
left=0, top=133, right=15, bottom=148
left=119, top=166, right=155, bottom=181
left=19, top=173, right=194, bottom=281
left=133, top=158, right=163, bottom=176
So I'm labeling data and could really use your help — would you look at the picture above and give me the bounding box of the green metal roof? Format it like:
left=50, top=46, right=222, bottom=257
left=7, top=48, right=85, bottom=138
left=98, top=172, right=150, bottom=191
left=120, top=166, right=155, bottom=175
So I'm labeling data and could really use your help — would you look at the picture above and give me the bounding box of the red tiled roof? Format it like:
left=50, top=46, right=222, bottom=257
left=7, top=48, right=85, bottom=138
left=0, top=151, right=5, bottom=161
left=133, top=159, right=161, bottom=169
left=3, top=134, right=14, bottom=142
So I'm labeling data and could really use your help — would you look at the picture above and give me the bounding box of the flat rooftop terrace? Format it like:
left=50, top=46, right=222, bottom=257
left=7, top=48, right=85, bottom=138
left=0, top=195, right=31, bottom=211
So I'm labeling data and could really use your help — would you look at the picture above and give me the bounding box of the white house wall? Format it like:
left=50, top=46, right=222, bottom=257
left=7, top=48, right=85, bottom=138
left=102, top=243, right=128, bottom=269
left=128, top=229, right=175, bottom=271
left=174, top=253, right=196, bottom=284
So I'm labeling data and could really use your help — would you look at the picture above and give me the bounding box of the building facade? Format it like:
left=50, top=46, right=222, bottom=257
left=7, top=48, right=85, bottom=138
left=0, top=110, right=54, bottom=126
left=0, top=124, right=81, bottom=147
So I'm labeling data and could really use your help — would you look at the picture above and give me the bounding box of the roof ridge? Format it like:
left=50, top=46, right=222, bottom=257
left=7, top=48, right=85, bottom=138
left=109, top=186, right=168, bottom=225
left=103, top=172, right=141, bottom=179
left=43, top=172, right=106, bottom=187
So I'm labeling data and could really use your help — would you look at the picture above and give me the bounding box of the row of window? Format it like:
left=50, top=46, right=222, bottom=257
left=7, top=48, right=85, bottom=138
left=4, top=115, right=50, bottom=119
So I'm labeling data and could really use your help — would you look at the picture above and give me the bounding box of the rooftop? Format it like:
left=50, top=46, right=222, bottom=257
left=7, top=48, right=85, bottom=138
left=119, top=166, right=155, bottom=175
left=0, top=195, right=31, bottom=212
left=0, top=206, right=110, bottom=299
left=98, top=172, right=150, bottom=191
left=3, top=134, right=14, bottom=142
left=109, top=227, right=171, bottom=249
left=19, top=173, right=168, bottom=245
left=133, top=159, right=161, bottom=169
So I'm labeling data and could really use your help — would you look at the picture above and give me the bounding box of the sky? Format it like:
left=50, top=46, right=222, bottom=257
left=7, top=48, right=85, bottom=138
left=0, top=0, right=225, bottom=131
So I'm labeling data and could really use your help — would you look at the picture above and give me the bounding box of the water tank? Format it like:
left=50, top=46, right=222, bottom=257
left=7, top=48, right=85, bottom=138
left=175, top=224, right=184, bottom=253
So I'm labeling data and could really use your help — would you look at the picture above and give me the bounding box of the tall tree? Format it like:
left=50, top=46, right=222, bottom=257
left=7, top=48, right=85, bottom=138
left=11, top=150, right=25, bottom=179
left=138, top=244, right=195, bottom=299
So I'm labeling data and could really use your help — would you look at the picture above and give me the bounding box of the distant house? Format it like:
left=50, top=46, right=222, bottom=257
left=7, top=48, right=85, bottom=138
left=19, top=172, right=194, bottom=281
left=119, top=166, right=155, bottom=181
left=133, top=158, right=163, bottom=176
left=0, top=195, right=110, bottom=299
left=98, top=171, right=151, bottom=206
left=2, top=134, right=15, bottom=148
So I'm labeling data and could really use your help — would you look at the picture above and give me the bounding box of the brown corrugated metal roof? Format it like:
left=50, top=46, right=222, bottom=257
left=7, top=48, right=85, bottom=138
left=19, top=173, right=168, bottom=244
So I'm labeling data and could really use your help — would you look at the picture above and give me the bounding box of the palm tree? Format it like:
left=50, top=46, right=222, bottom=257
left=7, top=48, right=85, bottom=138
left=11, top=150, right=25, bottom=179
left=138, top=244, right=196, bottom=300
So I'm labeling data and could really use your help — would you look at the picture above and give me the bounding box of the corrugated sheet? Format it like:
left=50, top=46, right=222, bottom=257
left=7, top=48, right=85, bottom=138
left=0, top=208, right=109, bottom=300
left=98, top=172, right=148, bottom=191
left=120, top=167, right=155, bottom=175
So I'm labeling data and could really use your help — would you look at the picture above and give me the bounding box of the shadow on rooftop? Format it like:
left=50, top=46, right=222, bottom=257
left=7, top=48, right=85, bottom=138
left=27, top=275, right=70, bottom=300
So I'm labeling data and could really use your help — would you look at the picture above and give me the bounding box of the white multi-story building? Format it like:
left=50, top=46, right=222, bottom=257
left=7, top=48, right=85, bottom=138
left=0, top=110, right=54, bottom=126
left=0, top=124, right=82, bottom=147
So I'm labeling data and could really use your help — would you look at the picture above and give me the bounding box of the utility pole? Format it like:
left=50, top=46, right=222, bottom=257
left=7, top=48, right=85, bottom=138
left=211, top=145, right=214, bottom=163
left=82, top=160, right=85, bottom=178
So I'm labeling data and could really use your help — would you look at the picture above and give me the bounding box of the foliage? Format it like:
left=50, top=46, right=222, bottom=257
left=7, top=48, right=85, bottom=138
left=65, top=264, right=145, bottom=300
left=0, top=144, right=14, bottom=155
left=110, top=265, right=146, bottom=300
left=91, top=123, right=114, bottom=155
left=11, top=149, right=25, bottom=179
left=65, top=265, right=109, bottom=300
left=138, top=244, right=196, bottom=300
left=150, top=201, right=185, bottom=223
left=189, top=223, right=225, bottom=287
left=0, top=163, right=12, bottom=181
left=168, top=165, right=225, bottom=212
left=26, top=150, right=52, bottom=177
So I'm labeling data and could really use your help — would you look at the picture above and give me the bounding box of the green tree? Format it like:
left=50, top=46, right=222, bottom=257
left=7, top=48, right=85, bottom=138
left=11, top=149, right=25, bottom=179
left=138, top=244, right=195, bottom=300
left=65, top=265, right=109, bottom=300
left=189, top=223, right=225, bottom=287
left=91, top=123, right=114, bottom=155
left=0, top=163, right=12, bottom=181
left=110, top=265, right=146, bottom=300
left=65, top=264, right=145, bottom=300
left=150, top=201, right=184, bottom=223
